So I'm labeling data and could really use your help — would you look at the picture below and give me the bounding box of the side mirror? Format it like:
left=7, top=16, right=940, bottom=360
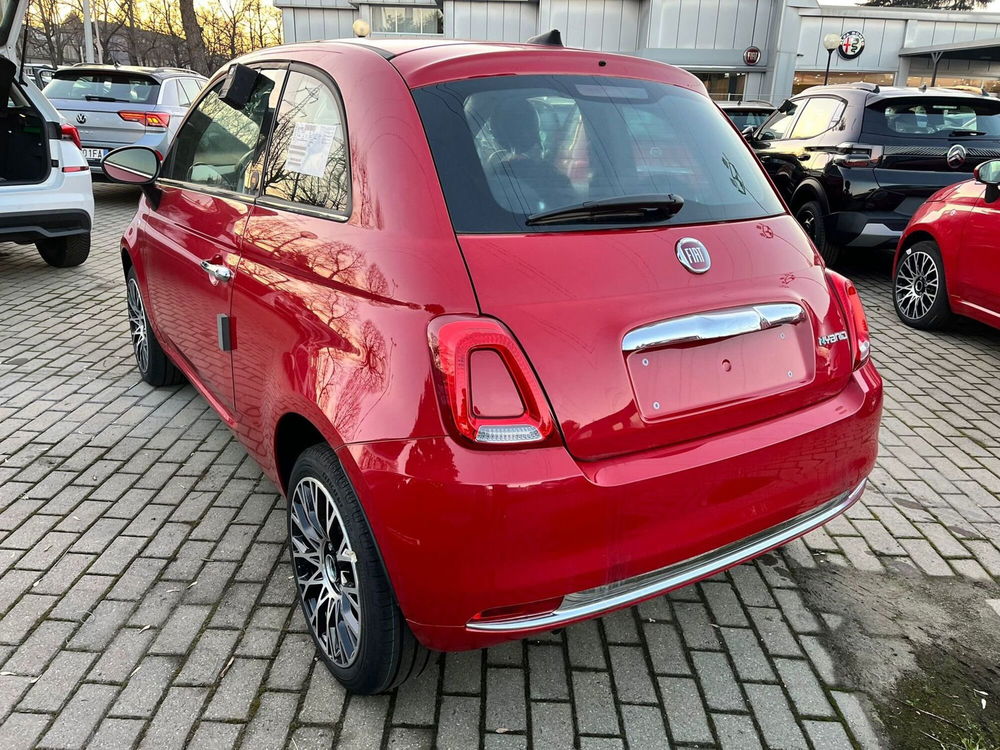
left=741, top=125, right=756, bottom=138
left=102, top=146, right=163, bottom=208
left=102, top=145, right=160, bottom=185
left=975, top=159, right=1000, bottom=187
left=777, top=98, right=794, bottom=114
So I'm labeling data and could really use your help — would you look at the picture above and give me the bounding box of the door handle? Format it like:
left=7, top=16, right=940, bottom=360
left=200, top=260, right=234, bottom=283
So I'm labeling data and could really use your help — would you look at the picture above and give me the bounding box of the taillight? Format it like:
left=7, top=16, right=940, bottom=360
left=428, top=316, right=556, bottom=446
left=60, top=123, right=82, bottom=150
left=119, top=111, right=171, bottom=128
left=826, top=271, right=871, bottom=368
left=833, top=142, right=883, bottom=168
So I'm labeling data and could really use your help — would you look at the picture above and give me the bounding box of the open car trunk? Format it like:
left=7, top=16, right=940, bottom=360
left=0, top=75, right=50, bottom=185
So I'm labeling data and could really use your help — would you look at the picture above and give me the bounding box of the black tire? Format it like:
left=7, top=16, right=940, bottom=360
left=287, top=444, right=431, bottom=694
left=794, top=200, right=841, bottom=267
left=36, top=233, right=90, bottom=267
left=893, top=240, right=953, bottom=331
left=125, top=267, right=185, bottom=386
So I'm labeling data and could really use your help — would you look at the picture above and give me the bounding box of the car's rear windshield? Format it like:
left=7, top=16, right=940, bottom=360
left=723, top=109, right=773, bottom=131
left=412, top=75, right=784, bottom=233
left=863, top=97, right=1000, bottom=138
left=44, top=72, right=159, bottom=104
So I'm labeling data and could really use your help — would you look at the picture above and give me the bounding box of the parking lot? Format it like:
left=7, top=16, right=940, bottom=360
left=1, top=184, right=999, bottom=749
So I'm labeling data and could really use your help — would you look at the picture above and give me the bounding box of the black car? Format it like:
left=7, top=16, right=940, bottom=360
left=748, top=83, right=1000, bottom=265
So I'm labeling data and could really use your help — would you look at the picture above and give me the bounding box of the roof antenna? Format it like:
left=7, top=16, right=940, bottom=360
left=526, top=29, right=563, bottom=46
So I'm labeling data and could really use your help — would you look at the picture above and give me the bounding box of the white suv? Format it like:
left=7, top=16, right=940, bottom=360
left=1, top=0, right=94, bottom=267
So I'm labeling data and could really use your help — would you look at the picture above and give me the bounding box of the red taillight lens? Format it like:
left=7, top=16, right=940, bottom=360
left=119, top=111, right=170, bottom=128
left=429, top=316, right=556, bottom=446
left=60, top=123, right=82, bottom=150
left=826, top=271, right=871, bottom=368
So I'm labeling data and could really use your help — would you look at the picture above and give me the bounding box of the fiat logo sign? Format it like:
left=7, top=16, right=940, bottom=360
left=947, top=144, right=967, bottom=169
left=676, top=238, right=711, bottom=274
left=743, top=47, right=762, bottom=66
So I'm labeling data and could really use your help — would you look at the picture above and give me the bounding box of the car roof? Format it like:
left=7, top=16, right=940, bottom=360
left=239, top=37, right=705, bottom=92
left=717, top=100, right=773, bottom=110
left=795, top=82, right=995, bottom=103
left=56, top=64, right=205, bottom=80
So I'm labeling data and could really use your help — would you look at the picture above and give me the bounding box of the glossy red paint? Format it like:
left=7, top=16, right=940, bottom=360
left=896, top=176, right=1000, bottom=330
left=119, top=38, right=883, bottom=652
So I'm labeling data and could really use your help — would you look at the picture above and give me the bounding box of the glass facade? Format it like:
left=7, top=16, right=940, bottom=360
left=792, top=71, right=894, bottom=95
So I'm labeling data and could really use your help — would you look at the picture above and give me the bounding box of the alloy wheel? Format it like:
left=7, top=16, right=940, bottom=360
left=290, top=476, right=362, bottom=668
left=895, top=249, right=940, bottom=321
left=126, top=277, right=150, bottom=373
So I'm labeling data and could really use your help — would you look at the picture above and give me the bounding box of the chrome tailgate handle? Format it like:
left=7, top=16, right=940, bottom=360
left=622, top=303, right=805, bottom=352
left=200, top=260, right=234, bottom=283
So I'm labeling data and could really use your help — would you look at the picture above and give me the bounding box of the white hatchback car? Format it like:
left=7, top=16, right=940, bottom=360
left=1, top=0, right=94, bottom=267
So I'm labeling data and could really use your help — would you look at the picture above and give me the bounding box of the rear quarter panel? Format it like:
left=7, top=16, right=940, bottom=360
left=228, top=46, right=479, bottom=483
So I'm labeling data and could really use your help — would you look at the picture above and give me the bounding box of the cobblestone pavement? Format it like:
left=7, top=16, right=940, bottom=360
left=1, top=184, right=999, bottom=750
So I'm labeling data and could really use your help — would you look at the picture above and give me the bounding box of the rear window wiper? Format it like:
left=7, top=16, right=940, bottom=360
left=83, top=95, right=129, bottom=102
left=948, top=129, right=988, bottom=137
left=525, top=194, right=685, bottom=226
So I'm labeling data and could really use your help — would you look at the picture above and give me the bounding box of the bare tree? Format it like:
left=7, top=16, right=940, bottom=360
left=178, top=0, right=208, bottom=73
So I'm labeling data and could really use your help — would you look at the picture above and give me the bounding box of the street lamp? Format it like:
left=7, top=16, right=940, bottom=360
left=822, top=33, right=841, bottom=86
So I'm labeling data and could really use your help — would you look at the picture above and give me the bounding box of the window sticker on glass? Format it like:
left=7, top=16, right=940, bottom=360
left=285, top=122, right=341, bottom=178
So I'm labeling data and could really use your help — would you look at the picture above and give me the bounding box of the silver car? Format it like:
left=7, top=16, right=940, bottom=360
left=43, top=65, right=207, bottom=177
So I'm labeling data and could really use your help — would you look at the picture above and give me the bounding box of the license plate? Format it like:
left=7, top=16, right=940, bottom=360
left=82, top=148, right=107, bottom=161
left=627, top=323, right=813, bottom=420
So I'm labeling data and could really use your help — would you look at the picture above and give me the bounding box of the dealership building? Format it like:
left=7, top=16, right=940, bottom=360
left=274, top=0, right=1000, bottom=103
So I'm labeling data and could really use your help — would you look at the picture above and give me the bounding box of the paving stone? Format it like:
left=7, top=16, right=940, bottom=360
left=443, top=649, right=483, bottom=694
left=701, top=581, right=750, bottom=626
left=437, top=696, right=481, bottom=750
left=110, top=656, right=179, bottom=718
left=19, top=650, right=97, bottom=712
left=486, top=667, right=527, bottom=732
left=713, top=712, right=763, bottom=750
left=658, top=675, right=713, bottom=744
left=721, top=627, right=776, bottom=682
left=38, top=683, right=118, bottom=750
left=744, top=683, right=809, bottom=749
left=531, top=701, right=573, bottom=749
left=298, top=662, right=347, bottom=725
left=0, top=712, right=50, bottom=750
left=608, top=645, right=657, bottom=704
left=137, top=686, right=207, bottom=750
left=528, top=644, right=569, bottom=701
left=803, top=719, right=854, bottom=750
left=240, top=691, right=297, bottom=750
left=337, top=694, right=389, bottom=750
left=88, top=718, right=145, bottom=750
left=691, top=650, right=745, bottom=712
left=188, top=721, right=241, bottom=749
left=571, top=671, right=620, bottom=735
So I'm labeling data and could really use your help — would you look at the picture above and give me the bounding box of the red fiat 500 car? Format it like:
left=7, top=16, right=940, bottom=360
left=893, top=159, right=1000, bottom=330
left=102, top=38, right=882, bottom=694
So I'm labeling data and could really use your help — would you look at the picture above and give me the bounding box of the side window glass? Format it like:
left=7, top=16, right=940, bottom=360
left=262, top=70, right=350, bottom=214
left=759, top=102, right=799, bottom=141
left=162, top=69, right=284, bottom=194
left=790, top=98, right=844, bottom=139
left=175, top=78, right=191, bottom=106
left=180, top=78, right=202, bottom=104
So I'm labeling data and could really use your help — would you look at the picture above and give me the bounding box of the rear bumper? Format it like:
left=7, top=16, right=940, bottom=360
left=0, top=209, right=92, bottom=243
left=341, top=361, right=882, bottom=651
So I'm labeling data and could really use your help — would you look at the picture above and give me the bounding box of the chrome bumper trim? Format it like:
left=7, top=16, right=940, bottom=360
left=467, top=478, right=867, bottom=633
left=622, top=303, right=805, bottom=353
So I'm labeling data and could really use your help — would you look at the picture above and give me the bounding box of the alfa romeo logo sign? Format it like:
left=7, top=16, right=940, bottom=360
left=838, top=30, right=865, bottom=60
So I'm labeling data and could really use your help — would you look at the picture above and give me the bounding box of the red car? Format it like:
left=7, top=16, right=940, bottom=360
left=102, top=38, right=882, bottom=694
left=894, top=159, right=1000, bottom=330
